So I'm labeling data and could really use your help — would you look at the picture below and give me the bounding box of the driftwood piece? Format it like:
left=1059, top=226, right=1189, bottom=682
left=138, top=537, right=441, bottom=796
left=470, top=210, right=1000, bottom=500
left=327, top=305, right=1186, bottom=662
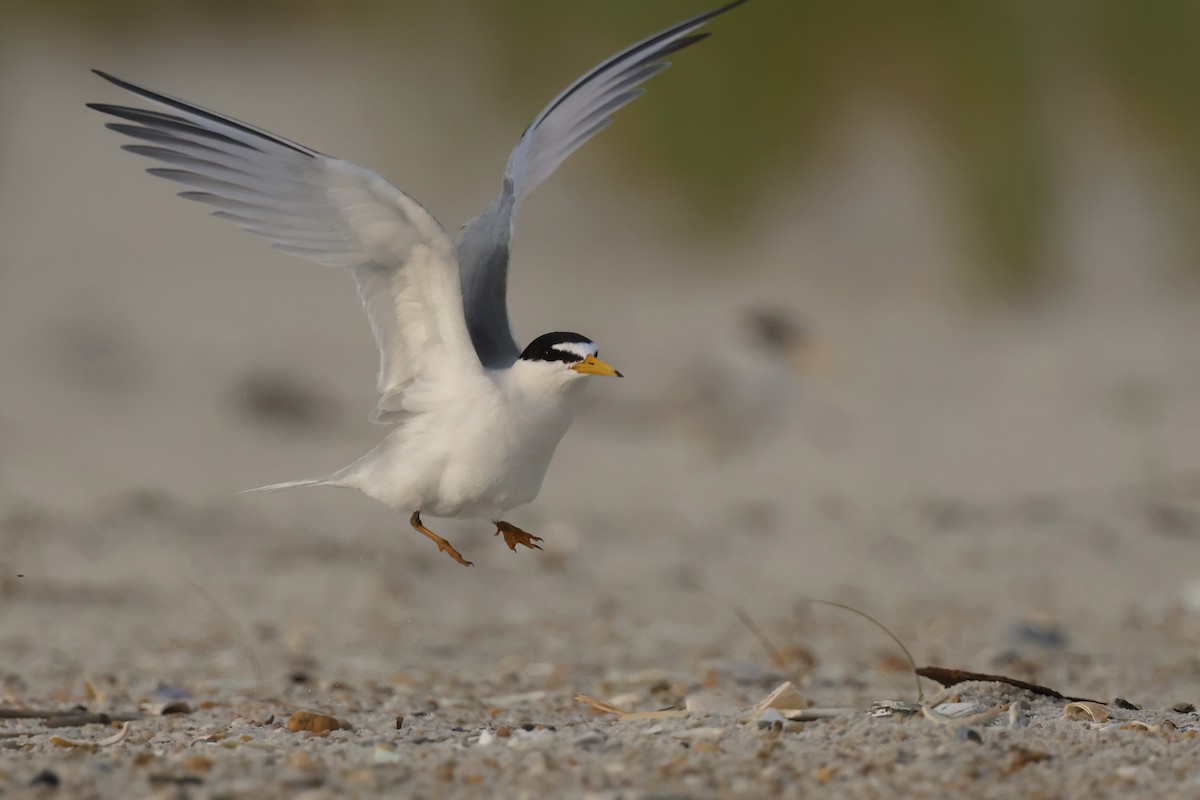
left=0, top=708, right=144, bottom=727
left=916, top=667, right=1101, bottom=704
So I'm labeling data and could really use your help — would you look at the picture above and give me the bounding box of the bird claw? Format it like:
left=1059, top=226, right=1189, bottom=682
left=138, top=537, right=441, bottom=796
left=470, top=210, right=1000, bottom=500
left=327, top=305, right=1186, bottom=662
left=436, top=540, right=474, bottom=567
left=494, top=521, right=543, bottom=552
left=410, top=511, right=474, bottom=567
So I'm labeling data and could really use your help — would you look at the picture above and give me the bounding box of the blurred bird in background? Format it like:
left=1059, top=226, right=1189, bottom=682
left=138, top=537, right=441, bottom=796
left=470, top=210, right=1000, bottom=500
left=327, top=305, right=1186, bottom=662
left=587, top=306, right=835, bottom=462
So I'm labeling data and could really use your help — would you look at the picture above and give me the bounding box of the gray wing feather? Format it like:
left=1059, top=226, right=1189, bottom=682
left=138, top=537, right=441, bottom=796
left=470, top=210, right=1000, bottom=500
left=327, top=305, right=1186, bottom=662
left=90, top=71, right=479, bottom=423
left=457, top=0, right=748, bottom=368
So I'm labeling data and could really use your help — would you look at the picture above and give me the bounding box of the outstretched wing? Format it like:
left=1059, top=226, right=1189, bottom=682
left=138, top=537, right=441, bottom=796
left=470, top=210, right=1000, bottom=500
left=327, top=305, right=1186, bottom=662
left=457, top=0, right=749, bottom=368
left=89, top=71, right=480, bottom=424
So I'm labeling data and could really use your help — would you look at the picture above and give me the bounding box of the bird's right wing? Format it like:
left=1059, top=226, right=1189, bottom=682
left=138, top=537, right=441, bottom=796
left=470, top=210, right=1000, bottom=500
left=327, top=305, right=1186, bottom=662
left=456, top=0, right=749, bottom=369
left=89, top=71, right=481, bottom=424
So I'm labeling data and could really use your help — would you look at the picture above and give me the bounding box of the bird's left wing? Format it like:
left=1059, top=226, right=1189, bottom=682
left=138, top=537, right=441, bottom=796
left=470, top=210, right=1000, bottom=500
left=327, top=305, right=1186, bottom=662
left=89, top=71, right=481, bottom=424
left=456, top=0, right=749, bottom=368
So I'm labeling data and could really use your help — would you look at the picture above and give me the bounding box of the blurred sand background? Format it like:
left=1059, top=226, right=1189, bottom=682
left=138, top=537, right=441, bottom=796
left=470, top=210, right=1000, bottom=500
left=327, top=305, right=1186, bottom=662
left=3, top=2, right=1200, bottom=796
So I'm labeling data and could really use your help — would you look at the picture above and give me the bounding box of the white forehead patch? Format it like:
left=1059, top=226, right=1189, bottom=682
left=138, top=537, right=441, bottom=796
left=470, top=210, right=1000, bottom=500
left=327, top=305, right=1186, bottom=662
left=553, top=341, right=598, bottom=360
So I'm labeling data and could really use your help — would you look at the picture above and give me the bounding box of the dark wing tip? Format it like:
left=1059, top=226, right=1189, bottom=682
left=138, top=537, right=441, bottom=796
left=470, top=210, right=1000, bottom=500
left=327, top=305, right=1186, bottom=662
left=709, top=0, right=751, bottom=18
left=92, top=69, right=130, bottom=90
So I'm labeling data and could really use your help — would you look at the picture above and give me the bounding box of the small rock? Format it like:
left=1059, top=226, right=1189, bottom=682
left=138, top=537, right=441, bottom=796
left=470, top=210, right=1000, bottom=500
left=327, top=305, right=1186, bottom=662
left=30, top=769, right=60, bottom=787
left=573, top=731, right=606, bottom=749
left=495, top=726, right=512, bottom=738
left=142, top=699, right=192, bottom=716
left=957, top=728, right=983, bottom=744
left=1115, top=764, right=1154, bottom=783
left=181, top=755, right=212, bottom=773
left=1011, top=620, right=1067, bottom=649
left=286, top=711, right=346, bottom=733
left=1003, top=747, right=1051, bottom=773
left=477, top=730, right=497, bottom=747
left=812, top=766, right=837, bottom=784
left=757, top=709, right=786, bottom=729
left=147, top=774, right=204, bottom=786
left=373, top=744, right=402, bottom=764
left=1113, top=698, right=1141, bottom=711
left=1172, top=703, right=1196, bottom=714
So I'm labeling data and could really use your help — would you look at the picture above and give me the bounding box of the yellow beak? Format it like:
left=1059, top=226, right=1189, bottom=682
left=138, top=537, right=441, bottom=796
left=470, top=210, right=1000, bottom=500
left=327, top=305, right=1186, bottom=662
left=571, top=355, right=623, bottom=377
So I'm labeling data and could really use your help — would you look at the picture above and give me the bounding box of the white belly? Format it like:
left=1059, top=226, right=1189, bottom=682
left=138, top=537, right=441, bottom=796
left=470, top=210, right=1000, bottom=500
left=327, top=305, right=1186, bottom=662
left=339, top=379, right=582, bottom=520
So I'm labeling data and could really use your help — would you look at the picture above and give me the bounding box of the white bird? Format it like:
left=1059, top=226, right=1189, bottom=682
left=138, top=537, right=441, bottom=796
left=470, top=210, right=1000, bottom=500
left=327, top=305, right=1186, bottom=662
left=90, top=1, right=747, bottom=566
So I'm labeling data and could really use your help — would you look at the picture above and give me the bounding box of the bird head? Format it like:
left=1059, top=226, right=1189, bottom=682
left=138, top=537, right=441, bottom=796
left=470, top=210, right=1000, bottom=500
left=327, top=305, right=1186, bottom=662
left=515, top=332, right=622, bottom=393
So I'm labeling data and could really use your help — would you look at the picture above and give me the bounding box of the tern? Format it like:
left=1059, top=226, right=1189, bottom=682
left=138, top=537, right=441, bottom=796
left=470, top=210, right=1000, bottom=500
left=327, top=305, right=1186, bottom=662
left=90, top=0, right=746, bottom=566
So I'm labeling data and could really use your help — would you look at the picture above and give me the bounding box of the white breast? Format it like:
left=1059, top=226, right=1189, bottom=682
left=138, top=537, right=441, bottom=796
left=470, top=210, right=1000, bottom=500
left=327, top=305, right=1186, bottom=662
left=340, top=370, right=586, bottom=520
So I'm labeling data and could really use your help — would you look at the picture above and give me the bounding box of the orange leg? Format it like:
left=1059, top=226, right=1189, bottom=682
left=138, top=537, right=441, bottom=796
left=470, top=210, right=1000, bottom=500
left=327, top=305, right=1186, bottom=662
left=493, top=520, right=543, bottom=552
left=410, top=512, right=473, bottom=567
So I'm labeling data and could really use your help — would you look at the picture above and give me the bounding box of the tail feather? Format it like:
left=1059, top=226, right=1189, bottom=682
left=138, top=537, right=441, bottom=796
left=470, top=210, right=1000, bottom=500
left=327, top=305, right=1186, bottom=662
left=240, top=478, right=327, bottom=496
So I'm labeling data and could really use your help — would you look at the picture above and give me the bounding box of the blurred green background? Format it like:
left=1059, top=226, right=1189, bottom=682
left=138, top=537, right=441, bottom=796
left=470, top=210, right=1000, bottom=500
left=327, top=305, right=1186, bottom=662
left=14, top=0, right=1200, bottom=297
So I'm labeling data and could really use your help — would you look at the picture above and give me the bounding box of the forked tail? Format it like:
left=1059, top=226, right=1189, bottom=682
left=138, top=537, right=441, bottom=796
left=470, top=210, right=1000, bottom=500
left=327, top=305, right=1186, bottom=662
left=240, top=478, right=328, bottom=496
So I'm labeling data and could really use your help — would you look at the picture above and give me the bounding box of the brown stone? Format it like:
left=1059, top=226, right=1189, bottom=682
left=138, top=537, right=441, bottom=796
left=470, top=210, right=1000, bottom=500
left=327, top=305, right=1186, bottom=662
left=286, top=710, right=344, bottom=733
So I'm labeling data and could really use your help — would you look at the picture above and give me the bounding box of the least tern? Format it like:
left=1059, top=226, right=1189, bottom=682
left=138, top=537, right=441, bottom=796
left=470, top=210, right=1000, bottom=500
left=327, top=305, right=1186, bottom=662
left=90, top=1, right=747, bottom=566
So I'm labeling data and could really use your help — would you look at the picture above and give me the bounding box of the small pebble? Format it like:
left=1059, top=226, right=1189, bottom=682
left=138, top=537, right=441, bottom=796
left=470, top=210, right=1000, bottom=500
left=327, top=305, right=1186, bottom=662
left=573, top=731, right=606, bottom=749
left=757, top=709, right=786, bottom=729
left=1011, top=621, right=1067, bottom=649
left=957, top=728, right=983, bottom=744
left=1172, top=703, right=1196, bottom=714
left=373, top=744, right=402, bottom=763
left=30, top=769, right=60, bottom=787
left=1113, top=697, right=1141, bottom=711
left=812, top=766, right=836, bottom=784
left=181, top=755, right=212, bottom=773
left=286, top=711, right=345, bottom=733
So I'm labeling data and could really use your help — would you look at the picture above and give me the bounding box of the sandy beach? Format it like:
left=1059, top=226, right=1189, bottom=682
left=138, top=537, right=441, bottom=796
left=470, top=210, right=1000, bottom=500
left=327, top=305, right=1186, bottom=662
left=3, top=10, right=1200, bottom=798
